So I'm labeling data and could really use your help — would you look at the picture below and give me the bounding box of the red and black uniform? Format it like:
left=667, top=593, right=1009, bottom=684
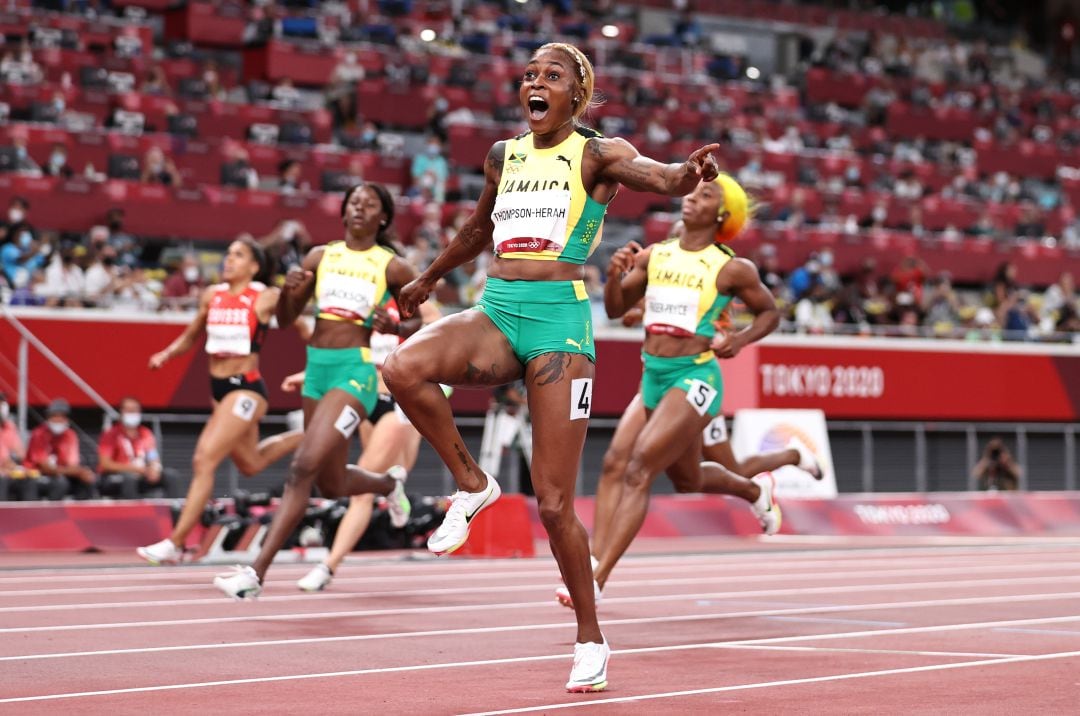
left=205, top=282, right=270, bottom=401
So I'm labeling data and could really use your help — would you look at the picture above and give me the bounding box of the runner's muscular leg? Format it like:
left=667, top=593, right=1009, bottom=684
left=594, top=392, right=710, bottom=590
left=170, top=393, right=265, bottom=547
left=526, top=352, right=602, bottom=645
left=325, top=411, right=418, bottom=572
left=591, top=393, right=646, bottom=559
left=252, top=393, right=388, bottom=581
left=383, top=310, right=522, bottom=493
left=703, top=440, right=797, bottom=478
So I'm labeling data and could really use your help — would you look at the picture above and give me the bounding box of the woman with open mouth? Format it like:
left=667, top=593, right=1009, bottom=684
left=383, top=41, right=720, bottom=694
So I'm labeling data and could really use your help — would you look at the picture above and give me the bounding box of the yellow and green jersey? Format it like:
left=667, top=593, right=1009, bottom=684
left=643, top=240, right=735, bottom=339
left=490, top=126, right=610, bottom=265
left=314, top=241, right=393, bottom=328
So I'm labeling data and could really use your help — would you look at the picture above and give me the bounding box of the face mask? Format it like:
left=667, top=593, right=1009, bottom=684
left=872, top=207, right=887, bottom=222
left=362, top=130, right=376, bottom=142
left=18, top=232, right=32, bottom=249
left=121, top=412, right=141, bottom=429
left=47, top=421, right=68, bottom=435
left=0, top=402, right=8, bottom=422
left=53, top=99, right=65, bottom=113
left=15, top=147, right=26, bottom=160
left=9, top=208, right=24, bottom=224
left=426, top=144, right=440, bottom=156
left=183, top=266, right=199, bottom=282
left=51, top=151, right=66, bottom=167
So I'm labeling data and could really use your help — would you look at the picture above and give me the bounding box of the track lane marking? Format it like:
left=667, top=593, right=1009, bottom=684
left=2, top=558, right=1078, bottom=602
left=2, top=592, right=1078, bottom=660
left=1, top=625, right=1076, bottom=705
left=460, top=649, right=1080, bottom=715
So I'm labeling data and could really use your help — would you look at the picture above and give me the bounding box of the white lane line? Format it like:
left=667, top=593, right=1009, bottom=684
left=459, top=649, right=1080, bottom=716
left=2, top=591, right=1078, bottom=661
left=716, top=644, right=1021, bottom=658
left=763, top=616, right=906, bottom=627
left=2, top=570, right=1079, bottom=620
left=993, top=627, right=1080, bottom=637
left=0, top=542, right=1075, bottom=584
left=3, top=557, right=1078, bottom=601
left=1, top=622, right=1076, bottom=705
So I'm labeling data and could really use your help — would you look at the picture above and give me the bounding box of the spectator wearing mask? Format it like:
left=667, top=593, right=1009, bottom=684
left=1, top=198, right=48, bottom=290
left=24, top=399, right=96, bottom=500
left=410, top=136, right=448, bottom=203
left=104, top=208, right=140, bottom=268
left=0, top=392, right=30, bottom=501
left=43, top=142, right=74, bottom=179
left=83, top=241, right=119, bottom=306
left=161, top=253, right=205, bottom=310
left=98, top=397, right=175, bottom=499
left=7, top=132, right=42, bottom=176
left=39, top=246, right=86, bottom=306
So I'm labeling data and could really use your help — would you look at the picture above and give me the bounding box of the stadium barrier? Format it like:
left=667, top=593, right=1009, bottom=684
left=4, top=492, right=1080, bottom=553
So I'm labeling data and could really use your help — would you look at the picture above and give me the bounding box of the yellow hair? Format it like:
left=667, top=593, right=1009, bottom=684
left=714, top=173, right=753, bottom=241
left=537, top=42, right=598, bottom=122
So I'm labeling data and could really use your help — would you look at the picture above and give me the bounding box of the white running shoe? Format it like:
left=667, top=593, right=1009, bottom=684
left=297, top=563, right=333, bottom=592
left=427, top=472, right=501, bottom=555
left=750, top=473, right=782, bottom=536
left=565, top=637, right=610, bottom=693
left=787, top=436, right=823, bottom=480
left=136, top=538, right=182, bottom=566
left=385, top=465, right=411, bottom=529
left=555, top=579, right=603, bottom=610
left=213, top=565, right=262, bottom=600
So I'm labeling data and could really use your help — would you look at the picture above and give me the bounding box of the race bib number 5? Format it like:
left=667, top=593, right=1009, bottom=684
left=685, top=379, right=717, bottom=417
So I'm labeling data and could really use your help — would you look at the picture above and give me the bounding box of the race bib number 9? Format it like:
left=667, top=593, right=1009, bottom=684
left=232, top=395, right=258, bottom=422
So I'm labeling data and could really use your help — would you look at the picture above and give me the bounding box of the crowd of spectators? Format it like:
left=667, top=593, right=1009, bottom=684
left=0, top=1, right=1076, bottom=343
left=0, top=392, right=179, bottom=502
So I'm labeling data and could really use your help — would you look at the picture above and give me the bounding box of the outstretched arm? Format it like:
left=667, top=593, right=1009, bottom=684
left=148, top=287, right=213, bottom=369
left=589, top=138, right=720, bottom=196
left=398, top=142, right=504, bottom=317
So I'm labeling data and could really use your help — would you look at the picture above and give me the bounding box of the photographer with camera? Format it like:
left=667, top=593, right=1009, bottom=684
left=972, top=437, right=1022, bottom=491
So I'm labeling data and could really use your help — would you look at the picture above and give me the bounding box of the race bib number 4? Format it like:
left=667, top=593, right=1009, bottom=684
left=685, top=379, right=718, bottom=417
left=570, top=378, right=592, bottom=421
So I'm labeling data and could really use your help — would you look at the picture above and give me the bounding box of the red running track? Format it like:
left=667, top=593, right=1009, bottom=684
left=0, top=535, right=1078, bottom=714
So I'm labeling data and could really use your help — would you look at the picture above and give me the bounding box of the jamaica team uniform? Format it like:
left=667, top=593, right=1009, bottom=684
left=477, top=126, right=611, bottom=363
left=303, top=241, right=392, bottom=415
left=640, top=240, right=736, bottom=417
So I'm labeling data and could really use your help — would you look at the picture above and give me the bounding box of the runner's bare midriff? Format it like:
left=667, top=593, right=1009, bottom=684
left=489, top=256, right=584, bottom=282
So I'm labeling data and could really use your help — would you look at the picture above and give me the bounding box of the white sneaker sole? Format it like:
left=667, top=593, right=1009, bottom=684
left=136, top=547, right=179, bottom=566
